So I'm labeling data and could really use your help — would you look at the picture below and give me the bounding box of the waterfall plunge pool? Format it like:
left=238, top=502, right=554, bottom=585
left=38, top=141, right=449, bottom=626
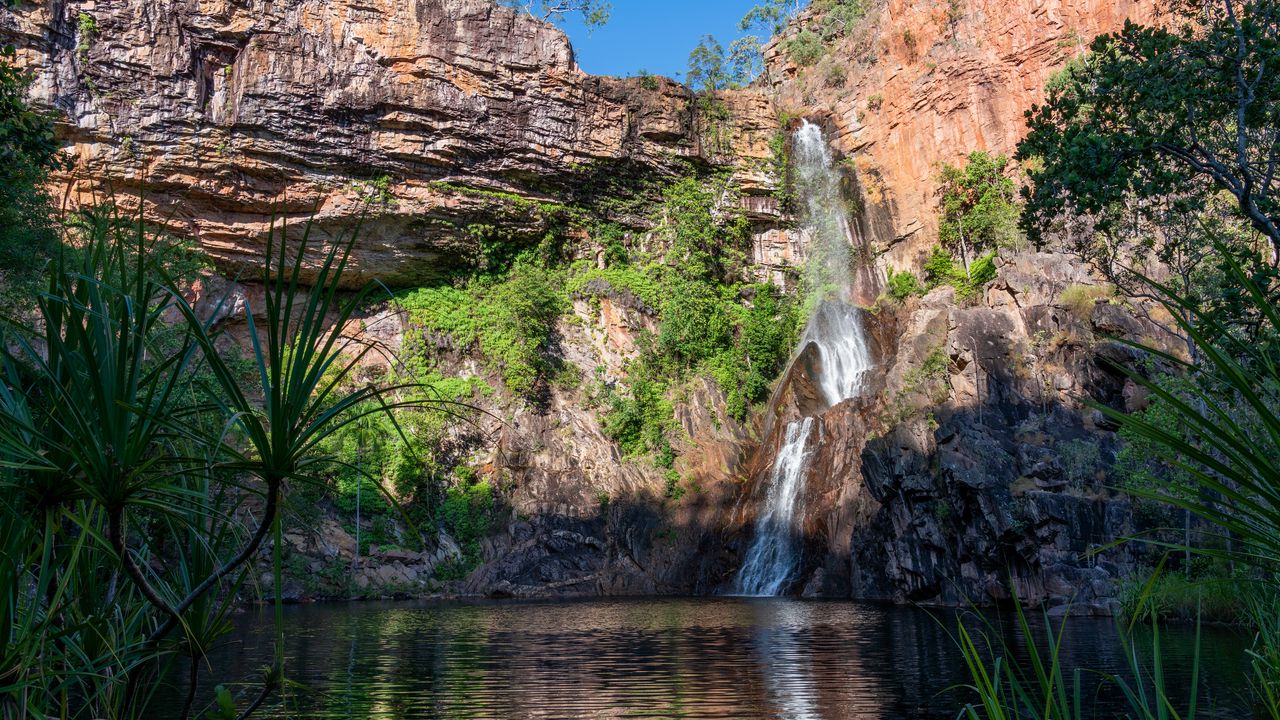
left=160, top=597, right=1251, bottom=719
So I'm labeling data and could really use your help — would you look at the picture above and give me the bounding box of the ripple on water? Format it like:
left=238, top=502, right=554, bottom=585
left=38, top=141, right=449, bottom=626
left=159, top=598, right=1251, bottom=719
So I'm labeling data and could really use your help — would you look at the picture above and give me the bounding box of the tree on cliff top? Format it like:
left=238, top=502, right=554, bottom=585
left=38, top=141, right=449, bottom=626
left=498, top=0, right=610, bottom=28
left=1018, top=0, right=1280, bottom=266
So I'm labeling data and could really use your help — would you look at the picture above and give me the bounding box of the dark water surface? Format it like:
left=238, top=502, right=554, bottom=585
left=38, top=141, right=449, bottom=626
left=168, top=597, right=1254, bottom=719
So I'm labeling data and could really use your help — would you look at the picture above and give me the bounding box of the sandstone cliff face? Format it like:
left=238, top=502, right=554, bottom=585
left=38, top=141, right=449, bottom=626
left=3, top=0, right=780, bottom=284
left=731, top=252, right=1175, bottom=611
left=5, top=0, right=1177, bottom=607
left=764, top=0, right=1158, bottom=269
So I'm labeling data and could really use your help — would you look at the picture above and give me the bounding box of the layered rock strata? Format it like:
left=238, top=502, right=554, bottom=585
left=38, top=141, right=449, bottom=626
left=3, top=0, right=781, bottom=284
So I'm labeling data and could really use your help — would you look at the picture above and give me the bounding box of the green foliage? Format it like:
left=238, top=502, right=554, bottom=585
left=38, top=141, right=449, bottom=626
left=602, top=372, right=677, bottom=458
left=709, top=283, right=802, bottom=419
left=885, top=346, right=951, bottom=425
left=954, top=596, right=1210, bottom=720
left=636, top=69, right=659, bottom=90
left=739, top=0, right=790, bottom=35
left=686, top=35, right=727, bottom=92
left=767, top=130, right=796, bottom=212
left=0, top=207, right=432, bottom=717
left=966, top=251, right=998, bottom=290
left=655, top=277, right=736, bottom=371
left=811, top=0, right=867, bottom=41
left=1057, top=283, right=1113, bottom=321
left=1056, top=437, right=1102, bottom=485
left=1017, top=0, right=1280, bottom=265
left=823, top=62, right=846, bottom=88
left=0, top=46, right=60, bottom=308
left=351, top=174, right=395, bottom=205
left=396, top=260, right=566, bottom=396
left=76, top=12, right=98, bottom=61
left=1091, top=248, right=1280, bottom=703
left=497, top=0, right=610, bottom=28
left=1114, top=372, right=1212, bottom=515
left=922, top=245, right=997, bottom=300
left=585, top=176, right=799, bottom=458
left=320, top=361, right=488, bottom=552
left=411, top=172, right=798, bottom=476
left=567, top=264, right=663, bottom=311
left=726, top=35, right=764, bottom=86
left=1118, top=560, right=1247, bottom=624
left=938, top=150, right=1023, bottom=263
left=658, top=176, right=750, bottom=282
left=740, top=0, right=864, bottom=42
left=687, top=35, right=758, bottom=92
left=886, top=268, right=922, bottom=300
left=664, top=469, right=685, bottom=500
left=786, top=30, right=825, bottom=66
left=438, top=478, right=496, bottom=564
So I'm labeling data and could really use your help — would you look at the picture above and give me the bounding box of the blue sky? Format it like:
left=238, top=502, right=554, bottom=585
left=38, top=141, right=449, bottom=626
left=556, top=1, right=762, bottom=81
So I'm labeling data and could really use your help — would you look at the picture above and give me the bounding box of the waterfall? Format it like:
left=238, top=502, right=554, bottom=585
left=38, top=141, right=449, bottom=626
left=802, top=301, right=874, bottom=408
left=734, top=418, right=818, bottom=597
left=732, top=120, right=875, bottom=597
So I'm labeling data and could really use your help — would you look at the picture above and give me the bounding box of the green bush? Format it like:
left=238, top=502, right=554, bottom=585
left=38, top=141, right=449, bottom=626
left=591, top=174, right=799, bottom=461
left=664, top=469, right=685, bottom=500
left=397, top=260, right=566, bottom=395
left=1058, top=283, right=1113, bottom=320
left=1118, top=563, right=1246, bottom=624
left=407, top=172, right=798, bottom=472
left=0, top=46, right=61, bottom=308
left=567, top=264, right=664, bottom=311
left=887, top=268, right=922, bottom=300
left=923, top=245, right=997, bottom=300
left=814, top=0, right=866, bottom=40
left=938, top=150, right=1023, bottom=260
left=439, top=479, right=496, bottom=547
left=430, top=476, right=498, bottom=578
left=786, top=30, right=825, bottom=66
left=603, top=374, right=676, bottom=458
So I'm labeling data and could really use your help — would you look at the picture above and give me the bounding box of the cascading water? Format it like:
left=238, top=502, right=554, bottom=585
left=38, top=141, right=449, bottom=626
left=734, top=418, right=818, bottom=597
left=732, top=120, right=875, bottom=597
left=802, top=302, right=874, bottom=408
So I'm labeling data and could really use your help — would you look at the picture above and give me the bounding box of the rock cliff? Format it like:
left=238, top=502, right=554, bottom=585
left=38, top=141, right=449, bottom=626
left=763, top=0, right=1158, bottom=268
left=3, top=0, right=780, bottom=283
left=5, top=0, right=1172, bottom=608
left=737, top=253, right=1175, bottom=611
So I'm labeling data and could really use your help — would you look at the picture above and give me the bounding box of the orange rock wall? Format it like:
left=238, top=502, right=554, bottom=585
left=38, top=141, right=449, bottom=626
left=765, top=0, right=1159, bottom=269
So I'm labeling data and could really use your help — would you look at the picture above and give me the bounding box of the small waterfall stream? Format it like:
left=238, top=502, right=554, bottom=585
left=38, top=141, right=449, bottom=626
left=803, top=302, right=874, bottom=408
left=733, top=120, right=875, bottom=597
left=734, top=418, right=818, bottom=597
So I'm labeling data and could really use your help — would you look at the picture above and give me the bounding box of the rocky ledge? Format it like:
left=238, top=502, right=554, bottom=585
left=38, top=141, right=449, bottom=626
left=3, top=0, right=780, bottom=285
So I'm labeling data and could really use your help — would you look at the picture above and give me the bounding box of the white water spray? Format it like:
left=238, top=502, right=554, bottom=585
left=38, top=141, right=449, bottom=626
left=802, top=302, right=874, bottom=409
left=734, top=418, right=818, bottom=597
left=733, top=120, right=875, bottom=597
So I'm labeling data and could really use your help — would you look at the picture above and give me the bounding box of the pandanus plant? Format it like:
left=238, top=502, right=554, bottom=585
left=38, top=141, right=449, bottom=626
left=954, top=247, right=1280, bottom=718
left=0, top=207, right=433, bottom=719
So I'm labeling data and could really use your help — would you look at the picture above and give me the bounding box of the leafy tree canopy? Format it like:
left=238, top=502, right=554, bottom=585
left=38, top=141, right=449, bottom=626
left=686, top=35, right=729, bottom=94
left=937, top=151, right=1022, bottom=266
left=1018, top=0, right=1280, bottom=265
left=498, top=0, right=610, bottom=28
left=686, top=35, right=759, bottom=93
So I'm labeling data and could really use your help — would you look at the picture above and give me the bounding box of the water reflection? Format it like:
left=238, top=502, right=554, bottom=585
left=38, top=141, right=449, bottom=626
left=161, top=598, right=1251, bottom=719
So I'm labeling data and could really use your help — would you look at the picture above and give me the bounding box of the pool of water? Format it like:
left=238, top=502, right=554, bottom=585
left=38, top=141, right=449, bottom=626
left=164, top=597, right=1253, bottom=719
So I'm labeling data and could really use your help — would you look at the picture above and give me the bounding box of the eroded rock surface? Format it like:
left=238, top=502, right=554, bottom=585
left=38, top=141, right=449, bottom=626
left=3, top=0, right=779, bottom=284
left=723, top=253, right=1174, bottom=613
left=764, top=0, right=1157, bottom=268
left=5, top=0, right=1173, bottom=609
